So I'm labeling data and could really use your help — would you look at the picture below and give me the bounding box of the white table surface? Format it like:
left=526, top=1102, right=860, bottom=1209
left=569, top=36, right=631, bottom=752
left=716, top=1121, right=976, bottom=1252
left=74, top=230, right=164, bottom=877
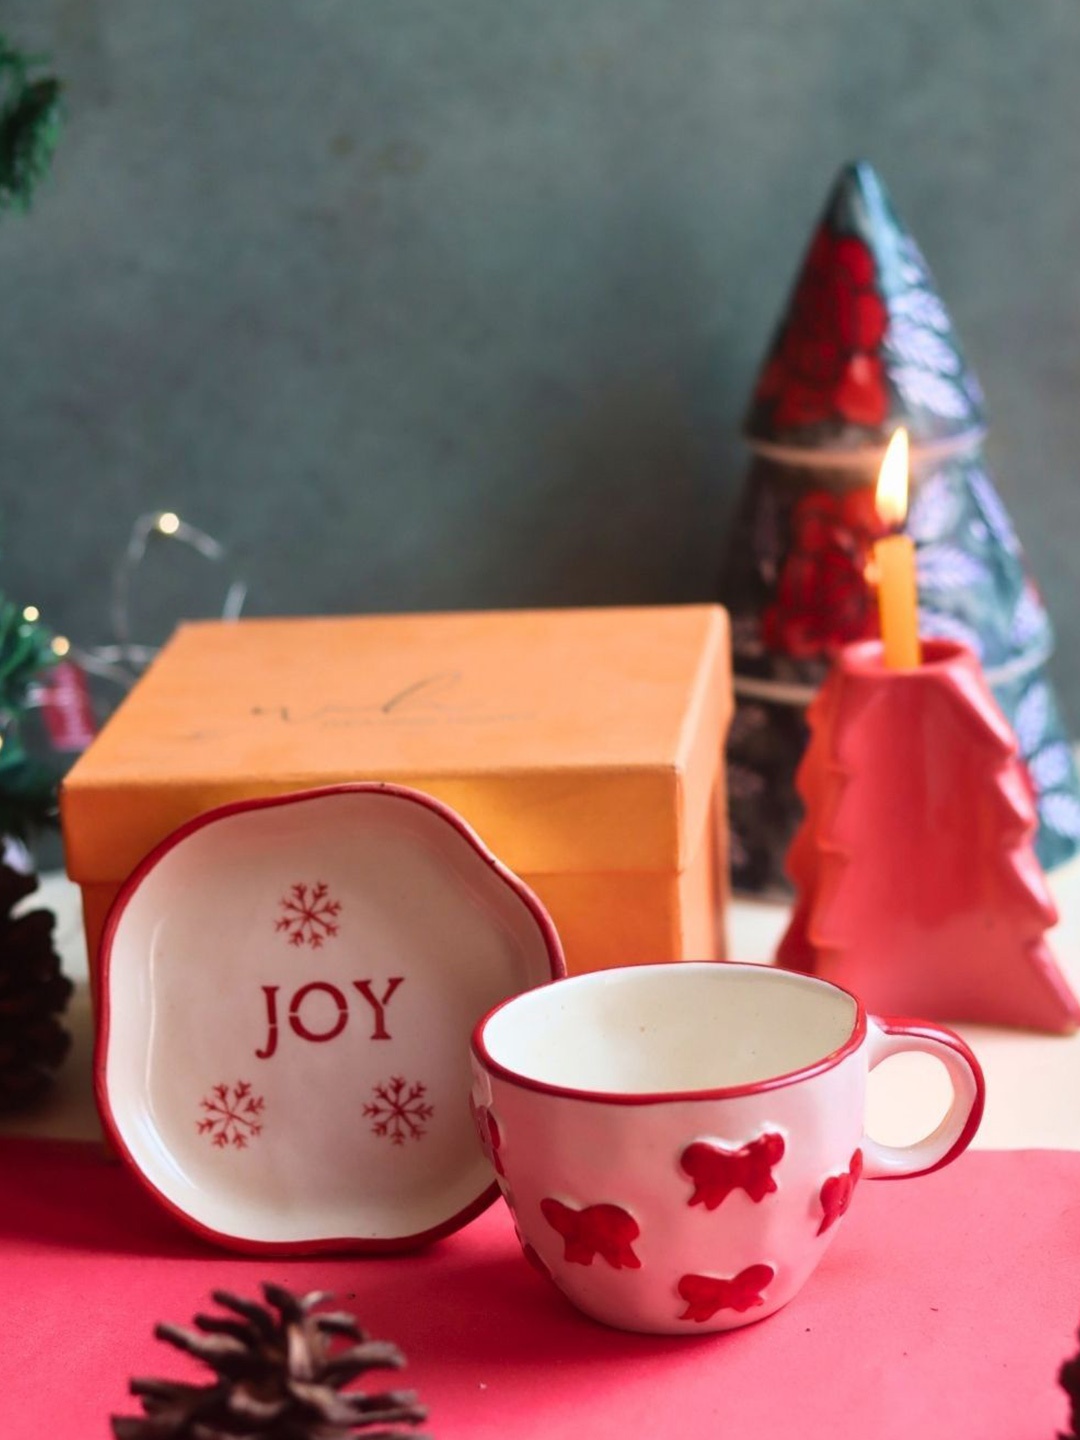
left=6, top=854, right=1080, bottom=1154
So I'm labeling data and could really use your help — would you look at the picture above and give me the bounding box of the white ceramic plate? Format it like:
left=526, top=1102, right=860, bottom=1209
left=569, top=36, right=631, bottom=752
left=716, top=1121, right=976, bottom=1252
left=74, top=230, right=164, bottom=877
left=96, top=783, right=564, bottom=1252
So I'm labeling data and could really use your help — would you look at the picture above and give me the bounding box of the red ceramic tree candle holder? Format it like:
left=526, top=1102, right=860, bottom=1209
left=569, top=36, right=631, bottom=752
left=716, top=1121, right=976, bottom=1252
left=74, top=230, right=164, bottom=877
left=776, top=638, right=1080, bottom=1033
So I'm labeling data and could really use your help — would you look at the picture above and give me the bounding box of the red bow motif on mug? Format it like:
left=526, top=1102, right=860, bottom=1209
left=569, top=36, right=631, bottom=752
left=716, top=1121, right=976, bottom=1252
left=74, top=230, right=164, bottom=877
left=469, top=1099, right=505, bottom=1177
left=677, top=1264, right=776, bottom=1323
left=540, top=1198, right=642, bottom=1269
left=680, top=1132, right=786, bottom=1210
left=817, top=1149, right=864, bottom=1235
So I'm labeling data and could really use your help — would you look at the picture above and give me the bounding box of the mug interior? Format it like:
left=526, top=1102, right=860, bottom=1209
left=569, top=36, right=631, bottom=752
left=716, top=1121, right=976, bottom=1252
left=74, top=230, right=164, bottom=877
left=478, top=963, right=861, bottom=1096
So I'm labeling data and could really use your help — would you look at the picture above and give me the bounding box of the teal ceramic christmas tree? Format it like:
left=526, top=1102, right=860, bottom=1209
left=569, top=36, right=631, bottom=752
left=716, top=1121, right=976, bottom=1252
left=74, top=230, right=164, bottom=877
left=722, top=160, right=1080, bottom=892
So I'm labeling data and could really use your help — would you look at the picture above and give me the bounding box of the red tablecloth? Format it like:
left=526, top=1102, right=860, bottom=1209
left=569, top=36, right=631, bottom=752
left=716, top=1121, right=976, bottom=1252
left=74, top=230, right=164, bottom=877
left=2, top=1137, right=1079, bottom=1438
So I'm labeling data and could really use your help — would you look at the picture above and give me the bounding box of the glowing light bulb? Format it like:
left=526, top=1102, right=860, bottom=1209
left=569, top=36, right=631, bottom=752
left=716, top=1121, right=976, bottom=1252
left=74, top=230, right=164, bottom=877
left=21, top=605, right=40, bottom=623
left=51, top=636, right=71, bottom=657
left=156, top=511, right=181, bottom=536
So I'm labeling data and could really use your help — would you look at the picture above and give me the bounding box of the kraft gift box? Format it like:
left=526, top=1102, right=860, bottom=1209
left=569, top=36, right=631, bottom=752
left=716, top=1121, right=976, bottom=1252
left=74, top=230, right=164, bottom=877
left=61, top=605, right=732, bottom=1012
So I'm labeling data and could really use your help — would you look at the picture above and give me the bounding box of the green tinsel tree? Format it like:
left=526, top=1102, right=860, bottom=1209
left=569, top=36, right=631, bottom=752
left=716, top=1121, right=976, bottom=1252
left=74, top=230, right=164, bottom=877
left=0, top=33, right=62, bottom=837
left=0, top=33, right=62, bottom=212
left=0, top=33, right=69, bottom=1115
left=0, top=601, right=60, bottom=837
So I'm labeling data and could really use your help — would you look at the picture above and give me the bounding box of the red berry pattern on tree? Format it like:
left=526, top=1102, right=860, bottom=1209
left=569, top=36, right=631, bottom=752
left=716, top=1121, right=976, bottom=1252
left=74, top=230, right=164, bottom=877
left=755, top=231, right=888, bottom=431
left=196, top=1081, right=265, bottom=1149
left=677, top=1264, right=776, bottom=1322
left=680, top=1132, right=786, bottom=1209
left=274, top=881, right=341, bottom=948
left=540, top=1198, right=642, bottom=1270
left=762, top=487, right=888, bottom=659
left=363, top=1076, right=434, bottom=1145
left=817, top=1149, right=863, bottom=1235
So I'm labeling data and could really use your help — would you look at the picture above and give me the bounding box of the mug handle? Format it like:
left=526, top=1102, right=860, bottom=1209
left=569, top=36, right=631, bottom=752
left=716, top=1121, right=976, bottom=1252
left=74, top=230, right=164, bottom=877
left=860, top=1017, right=986, bottom=1180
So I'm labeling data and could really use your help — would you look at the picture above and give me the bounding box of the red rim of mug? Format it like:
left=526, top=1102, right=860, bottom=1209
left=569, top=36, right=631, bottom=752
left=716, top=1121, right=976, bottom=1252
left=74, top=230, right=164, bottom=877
left=472, top=962, right=870, bottom=1105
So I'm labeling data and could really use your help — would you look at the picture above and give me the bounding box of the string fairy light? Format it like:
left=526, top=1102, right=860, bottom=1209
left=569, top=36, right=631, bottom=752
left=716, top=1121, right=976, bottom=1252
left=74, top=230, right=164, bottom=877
left=108, top=509, right=247, bottom=654
left=27, top=509, right=248, bottom=700
left=12, top=503, right=247, bottom=789
left=0, top=507, right=247, bottom=791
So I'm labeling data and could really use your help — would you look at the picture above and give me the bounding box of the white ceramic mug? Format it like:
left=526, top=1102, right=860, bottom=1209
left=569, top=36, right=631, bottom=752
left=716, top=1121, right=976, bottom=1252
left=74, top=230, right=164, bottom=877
left=470, top=962, right=984, bottom=1334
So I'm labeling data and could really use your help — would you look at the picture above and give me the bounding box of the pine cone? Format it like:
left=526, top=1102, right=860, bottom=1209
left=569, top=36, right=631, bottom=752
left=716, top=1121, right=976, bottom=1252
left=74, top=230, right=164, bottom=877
left=0, top=858, right=72, bottom=1111
left=112, top=1284, right=431, bottom=1440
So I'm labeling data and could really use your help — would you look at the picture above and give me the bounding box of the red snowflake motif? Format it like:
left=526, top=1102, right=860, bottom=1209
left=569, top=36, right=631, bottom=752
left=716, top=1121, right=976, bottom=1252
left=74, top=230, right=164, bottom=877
left=274, top=881, right=341, bottom=948
left=762, top=487, right=888, bottom=659
left=196, top=1081, right=266, bottom=1150
left=677, top=1264, right=776, bottom=1323
left=755, top=229, right=889, bottom=430
left=363, top=1076, right=435, bottom=1145
left=817, top=1149, right=864, bottom=1235
left=469, top=1098, right=505, bottom=1176
left=540, top=1198, right=642, bottom=1270
left=680, top=1132, right=785, bottom=1210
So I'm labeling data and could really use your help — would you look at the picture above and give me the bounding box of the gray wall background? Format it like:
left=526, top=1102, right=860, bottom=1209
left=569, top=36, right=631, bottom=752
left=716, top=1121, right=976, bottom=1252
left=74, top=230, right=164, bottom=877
left=3, top=2, right=1080, bottom=718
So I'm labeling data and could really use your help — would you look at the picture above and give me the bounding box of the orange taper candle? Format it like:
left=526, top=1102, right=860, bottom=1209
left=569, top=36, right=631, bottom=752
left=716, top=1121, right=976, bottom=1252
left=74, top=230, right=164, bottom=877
left=873, top=428, right=921, bottom=669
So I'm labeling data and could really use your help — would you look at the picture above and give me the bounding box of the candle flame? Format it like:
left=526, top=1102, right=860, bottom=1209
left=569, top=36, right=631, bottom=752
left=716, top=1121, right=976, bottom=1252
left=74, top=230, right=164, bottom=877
left=875, top=427, right=909, bottom=527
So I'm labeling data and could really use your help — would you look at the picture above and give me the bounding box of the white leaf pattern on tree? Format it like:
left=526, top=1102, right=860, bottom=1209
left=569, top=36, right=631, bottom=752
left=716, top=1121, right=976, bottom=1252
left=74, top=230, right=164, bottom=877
left=897, top=238, right=935, bottom=288
left=917, top=609, right=983, bottom=655
left=907, top=471, right=961, bottom=543
left=963, top=370, right=986, bottom=407
left=1010, top=585, right=1047, bottom=645
left=1040, top=792, right=1080, bottom=841
left=883, top=237, right=979, bottom=420
left=893, top=367, right=971, bottom=418
left=1013, top=683, right=1051, bottom=753
left=890, top=288, right=951, bottom=331
left=899, top=258, right=924, bottom=286
left=967, top=469, right=1021, bottom=556
left=888, top=319, right=961, bottom=375
left=881, top=239, right=984, bottom=411
left=916, top=546, right=988, bottom=592
left=1029, top=744, right=1075, bottom=791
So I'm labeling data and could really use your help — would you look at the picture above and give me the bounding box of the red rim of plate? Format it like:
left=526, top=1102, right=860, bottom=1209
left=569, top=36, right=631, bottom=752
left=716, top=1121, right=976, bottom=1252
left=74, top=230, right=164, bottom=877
left=94, top=781, right=566, bottom=1255
left=472, top=962, right=870, bottom=1105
